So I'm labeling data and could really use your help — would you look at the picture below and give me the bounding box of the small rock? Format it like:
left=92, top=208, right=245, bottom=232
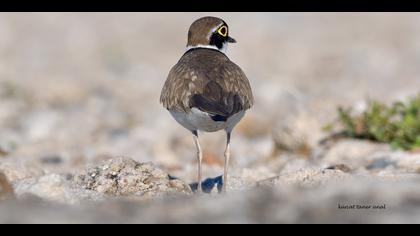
left=321, top=139, right=390, bottom=169
left=325, top=164, right=352, bottom=173
left=74, top=157, right=192, bottom=199
left=40, top=155, right=63, bottom=165
left=272, top=126, right=310, bottom=155
left=366, top=158, right=397, bottom=170
left=22, top=111, right=60, bottom=141
left=256, top=176, right=280, bottom=187
left=385, top=152, right=420, bottom=173
left=0, top=172, right=14, bottom=200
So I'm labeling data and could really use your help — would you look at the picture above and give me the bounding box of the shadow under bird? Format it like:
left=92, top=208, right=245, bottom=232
left=160, top=16, right=254, bottom=193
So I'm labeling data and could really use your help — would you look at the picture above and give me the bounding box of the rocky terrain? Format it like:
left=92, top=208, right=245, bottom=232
left=1, top=13, right=420, bottom=223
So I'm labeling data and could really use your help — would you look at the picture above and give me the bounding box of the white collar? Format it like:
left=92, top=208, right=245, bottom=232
left=185, top=44, right=227, bottom=55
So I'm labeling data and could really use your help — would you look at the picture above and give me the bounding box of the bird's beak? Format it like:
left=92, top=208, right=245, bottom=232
left=227, top=36, right=237, bottom=43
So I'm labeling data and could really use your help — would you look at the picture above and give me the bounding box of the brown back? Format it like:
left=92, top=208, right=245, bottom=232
left=160, top=49, right=254, bottom=117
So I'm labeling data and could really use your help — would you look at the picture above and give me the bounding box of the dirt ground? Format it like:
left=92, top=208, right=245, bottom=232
left=1, top=13, right=420, bottom=223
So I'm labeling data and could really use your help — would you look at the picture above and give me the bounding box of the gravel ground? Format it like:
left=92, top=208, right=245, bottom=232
left=1, top=12, right=420, bottom=223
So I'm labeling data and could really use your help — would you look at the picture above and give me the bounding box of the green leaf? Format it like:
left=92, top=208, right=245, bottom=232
left=326, top=94, right=420, bottom=151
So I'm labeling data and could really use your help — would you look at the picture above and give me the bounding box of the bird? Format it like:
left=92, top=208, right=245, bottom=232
left=160, top=16, right=254, bottom=193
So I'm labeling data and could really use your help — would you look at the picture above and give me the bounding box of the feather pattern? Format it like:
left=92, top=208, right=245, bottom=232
left=160, top=48, right=253, bottom=119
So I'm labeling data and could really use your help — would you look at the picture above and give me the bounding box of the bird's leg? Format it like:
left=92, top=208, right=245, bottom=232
left=223, top=131, right=231, bottom=193
left=192, top=130, right=203, bottom=193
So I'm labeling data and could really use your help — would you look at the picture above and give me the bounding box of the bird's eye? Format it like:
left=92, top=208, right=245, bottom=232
left=217, top=26, right=228, bottom=37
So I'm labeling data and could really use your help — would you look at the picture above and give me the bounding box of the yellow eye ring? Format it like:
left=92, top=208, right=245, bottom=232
left=217, top=26, right=228, bottom=37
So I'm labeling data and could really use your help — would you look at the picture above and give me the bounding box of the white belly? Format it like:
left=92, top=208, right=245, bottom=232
left=169, top=108, right=245, bottom=132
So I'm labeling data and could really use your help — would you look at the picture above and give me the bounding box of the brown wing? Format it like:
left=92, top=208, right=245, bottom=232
left=160, top=50, right=254, bottom=117
left=188, top=62, right=254, bottom=120
left=160, top=60, right=204, bottom=112
left=219, top=62, right=254, bottom=111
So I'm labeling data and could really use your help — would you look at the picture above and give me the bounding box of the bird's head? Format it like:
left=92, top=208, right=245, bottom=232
left=186, top=16, right=236, bottom=53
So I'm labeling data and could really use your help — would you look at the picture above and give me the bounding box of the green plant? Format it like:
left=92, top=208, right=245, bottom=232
left=325, top=94, right=420, bottom=151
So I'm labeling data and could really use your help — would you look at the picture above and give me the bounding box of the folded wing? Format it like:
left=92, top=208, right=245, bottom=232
left=160, top=55, right=254, bottom=120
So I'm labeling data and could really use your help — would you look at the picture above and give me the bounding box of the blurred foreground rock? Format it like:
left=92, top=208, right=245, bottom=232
left=2, top=174, right=420, bottom=223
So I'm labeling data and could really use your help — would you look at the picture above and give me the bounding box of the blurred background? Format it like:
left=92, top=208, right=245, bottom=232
left=1, top=13, right=420, bottom=223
